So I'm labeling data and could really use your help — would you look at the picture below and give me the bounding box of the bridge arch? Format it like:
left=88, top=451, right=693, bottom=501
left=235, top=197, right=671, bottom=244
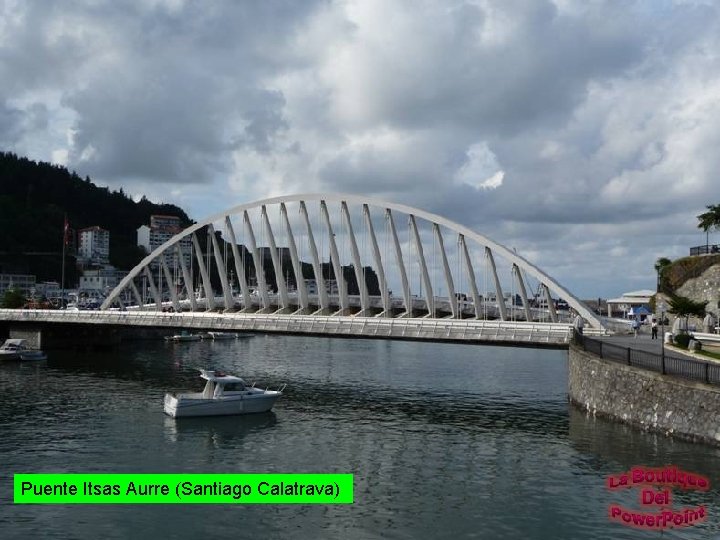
left=102, top=193, right=602, bottom=329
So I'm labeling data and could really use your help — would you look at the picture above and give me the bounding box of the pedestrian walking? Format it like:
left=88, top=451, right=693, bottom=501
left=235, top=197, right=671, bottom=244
left=632, top=318, right=640, bottom=338
left=651, top=318, right=658, bottom=339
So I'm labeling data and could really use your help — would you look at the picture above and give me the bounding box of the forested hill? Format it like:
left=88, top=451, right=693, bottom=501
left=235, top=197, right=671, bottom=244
left=0, top=151, right=192, bottom=278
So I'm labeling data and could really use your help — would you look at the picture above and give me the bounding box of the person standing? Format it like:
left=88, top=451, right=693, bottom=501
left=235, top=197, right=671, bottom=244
left=632, top=318, right=640, bottom=338
left=573, top=314, right=584, bottom=335
left=651, top=318, right=658, bottom=339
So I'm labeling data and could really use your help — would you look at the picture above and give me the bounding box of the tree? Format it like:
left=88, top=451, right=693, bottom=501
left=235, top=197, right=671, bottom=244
left=654, top=257, right=672, bottom=294
left=667, top=295, right=707, bottom=334
left=697, top=204, right=720, bottom=252
left=1, top=288, right=26, bottom=308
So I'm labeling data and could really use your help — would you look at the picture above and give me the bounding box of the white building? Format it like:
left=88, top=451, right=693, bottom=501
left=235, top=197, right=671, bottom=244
left=79, top=267, right=127, bottom=293
left=304, top=278, right=339, bottom=296
left=137, top=215, right=192, bottom=269
left=78, top=226, right=110, bottom=265
left=606, top=289, right=655, bottom=319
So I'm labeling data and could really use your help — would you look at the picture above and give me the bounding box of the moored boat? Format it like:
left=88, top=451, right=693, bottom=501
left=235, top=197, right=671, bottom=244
left=0, top=339, right=47, bottom=361
left=0, top=339, right=24, bottom=360
left=19, top=350, right=48, bottom=361
left=165, top=331, right=202, bottom=342
left=207, top=332, right=238, bottom=340
left=164, top=369, right=285, bottom=418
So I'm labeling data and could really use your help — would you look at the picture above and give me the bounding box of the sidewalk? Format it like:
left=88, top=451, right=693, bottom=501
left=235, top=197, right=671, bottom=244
left=596, top=329, right=709, bottom=362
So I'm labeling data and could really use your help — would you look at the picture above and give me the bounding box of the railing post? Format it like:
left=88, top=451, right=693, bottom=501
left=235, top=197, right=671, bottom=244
left=598, top=340, right=602, bottom=358
left=706, top=362, right=710, bottom=384
left=626, top=347, right=631, bottom=366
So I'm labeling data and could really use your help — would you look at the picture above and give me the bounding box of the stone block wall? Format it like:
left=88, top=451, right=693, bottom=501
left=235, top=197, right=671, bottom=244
left=677, top=263, right=720, bottom=316
left=569, top=345, right=720, bottom=446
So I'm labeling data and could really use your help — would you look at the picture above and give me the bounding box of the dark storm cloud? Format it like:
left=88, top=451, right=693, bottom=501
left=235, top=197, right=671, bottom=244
left=3, top=0, right=720, bottom=296
left=1, top=0, right=322, bottom=183
left=359, top=1, right=648, bottom=135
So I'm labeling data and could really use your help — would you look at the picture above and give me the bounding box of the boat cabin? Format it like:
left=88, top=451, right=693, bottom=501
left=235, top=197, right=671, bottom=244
left=0, top=339, right=28, bottom=352
left=200, top=370, right=248, bottom=399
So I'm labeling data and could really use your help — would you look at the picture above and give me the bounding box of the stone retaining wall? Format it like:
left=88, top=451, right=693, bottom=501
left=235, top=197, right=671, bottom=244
left=569, top=345, right=720, bottom=446
left=677, top=262, right=720, bottom=316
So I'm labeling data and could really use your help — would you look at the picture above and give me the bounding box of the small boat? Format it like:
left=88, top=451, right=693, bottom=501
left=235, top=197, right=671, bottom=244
left=19, top=350, right=48, bottom=361
left=165, top=331, right=202, bottom=342
left=164, top=369, right=285, bottom=418
left=0, top=339, right=25, bottom=360
left=207, top=332, right=238, bottom=340
left=0, top=339, right=46, bottom=361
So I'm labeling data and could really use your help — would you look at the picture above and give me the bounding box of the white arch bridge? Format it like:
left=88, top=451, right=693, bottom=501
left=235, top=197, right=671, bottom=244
left=85, top=193, right=601, bottom=345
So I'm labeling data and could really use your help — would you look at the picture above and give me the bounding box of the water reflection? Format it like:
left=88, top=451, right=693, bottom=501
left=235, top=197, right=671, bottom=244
left=568, top=405, right=720, bottom=472
left=163, top=412, right=278, bottom=447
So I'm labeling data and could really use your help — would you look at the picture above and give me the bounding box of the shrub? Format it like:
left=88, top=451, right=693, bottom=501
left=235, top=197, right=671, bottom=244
left=674, top=333, right=691, bottom=348
left=1, top=289, right=25, bottom=308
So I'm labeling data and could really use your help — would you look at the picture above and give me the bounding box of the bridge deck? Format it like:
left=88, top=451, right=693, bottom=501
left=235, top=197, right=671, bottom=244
left=0, top=309, right=583, bottom=347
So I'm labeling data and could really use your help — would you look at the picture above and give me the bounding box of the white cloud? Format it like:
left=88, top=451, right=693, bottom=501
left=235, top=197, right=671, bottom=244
left=454, top=142, right=504, bottom=190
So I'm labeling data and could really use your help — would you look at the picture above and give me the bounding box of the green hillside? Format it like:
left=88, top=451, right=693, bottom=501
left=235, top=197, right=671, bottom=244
left=659, top=254, right=720, bottom=294
left=0, top=151, right=192, bottom=282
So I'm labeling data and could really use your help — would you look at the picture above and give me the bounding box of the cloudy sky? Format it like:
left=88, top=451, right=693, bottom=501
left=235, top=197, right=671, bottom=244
left=2, top=0, right=719, bottom=299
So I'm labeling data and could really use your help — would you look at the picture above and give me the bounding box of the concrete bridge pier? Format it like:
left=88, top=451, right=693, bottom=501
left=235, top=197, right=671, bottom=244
left=2, top=322, right=122, bottom=350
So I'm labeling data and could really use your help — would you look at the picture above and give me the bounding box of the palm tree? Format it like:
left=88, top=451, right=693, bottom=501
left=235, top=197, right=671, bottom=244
left=697, top=204, right=720, bottom=253
left=654, top=257, right=672, bottom=294
left=668, top=295, right=707, bottom=334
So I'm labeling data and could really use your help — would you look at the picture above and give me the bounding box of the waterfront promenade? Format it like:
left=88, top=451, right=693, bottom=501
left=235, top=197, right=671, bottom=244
left=596, top=327, right=713, bottom=363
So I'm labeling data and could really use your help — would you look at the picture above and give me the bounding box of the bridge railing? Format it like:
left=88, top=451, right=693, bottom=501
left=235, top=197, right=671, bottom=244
left=574, top=332, right=720, bottom=386
left=689, top=244, right=720, bottom=256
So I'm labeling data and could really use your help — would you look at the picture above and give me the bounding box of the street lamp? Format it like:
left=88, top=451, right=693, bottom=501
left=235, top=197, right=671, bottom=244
left=658, top=300, right=667, bottom=375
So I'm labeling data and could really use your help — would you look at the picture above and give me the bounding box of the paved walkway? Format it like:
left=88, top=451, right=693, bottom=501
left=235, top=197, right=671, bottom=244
left=595, top=328, right=711, bottom=362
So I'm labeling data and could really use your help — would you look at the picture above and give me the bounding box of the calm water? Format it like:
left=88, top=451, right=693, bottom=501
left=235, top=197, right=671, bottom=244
left=1, top=335, right=720, bottom=539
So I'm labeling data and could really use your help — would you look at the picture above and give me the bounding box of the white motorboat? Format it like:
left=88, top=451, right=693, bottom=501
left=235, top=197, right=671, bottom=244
left=164, top=369, right=285, bottom=418
left=0, top=339, right=46, bottom=361
left=0, top=339, right=24, bottom=360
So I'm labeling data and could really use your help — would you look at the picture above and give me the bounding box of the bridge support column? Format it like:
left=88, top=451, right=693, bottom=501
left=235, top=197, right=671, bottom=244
left=364, top=204, right=391, bottom=317
left=486, top=248, right=507, bottom=321
left=434, top=223, right=457, bottom=318
left=513, top=264, right=532, bottom=322
left=224, top=217, right=254, bottom=313
left=321, top=201, right=350, bottom=316
left=192, top=233, right=215, bottom=311
left=387, top=209, right=411, bottom=318
left=281, top=203, right=311, bottom=315
left=300, top=201, right=331, bottom=315
left=244, top=210, right=273, bottom=313
left=410, top=215, right=434, bottom=317
left=261, top=205, right=293, bottom=314
left=459, top=234, right=482, bottom=319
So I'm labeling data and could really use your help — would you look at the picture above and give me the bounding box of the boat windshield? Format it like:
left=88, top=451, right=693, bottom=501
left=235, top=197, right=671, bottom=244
left=222, top=382, right=246, bottom=392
